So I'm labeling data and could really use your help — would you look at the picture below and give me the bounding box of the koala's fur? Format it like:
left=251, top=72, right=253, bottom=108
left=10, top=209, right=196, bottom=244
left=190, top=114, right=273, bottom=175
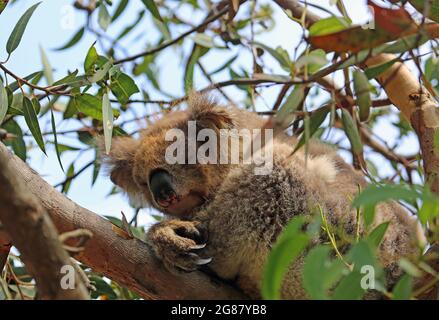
left=103, top=93, right=424, bottom=299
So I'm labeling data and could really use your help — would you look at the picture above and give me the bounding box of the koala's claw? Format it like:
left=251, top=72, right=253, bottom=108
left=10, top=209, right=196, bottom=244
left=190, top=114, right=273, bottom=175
left=147, top=220, right=210, bottom=273
left=195, top=256, right=212, bottom=265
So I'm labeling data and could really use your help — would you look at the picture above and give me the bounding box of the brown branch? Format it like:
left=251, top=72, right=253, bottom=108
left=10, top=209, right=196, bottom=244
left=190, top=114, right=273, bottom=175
left=0, top=150, right=89, bottom=299
left=114, top=2, right=236, bottom=64
left=0, top=143, right=246, bottom=300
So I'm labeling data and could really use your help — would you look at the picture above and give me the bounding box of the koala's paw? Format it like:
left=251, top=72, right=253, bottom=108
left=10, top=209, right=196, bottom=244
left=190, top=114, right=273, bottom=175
left=147, top=220, right=211, bottom=273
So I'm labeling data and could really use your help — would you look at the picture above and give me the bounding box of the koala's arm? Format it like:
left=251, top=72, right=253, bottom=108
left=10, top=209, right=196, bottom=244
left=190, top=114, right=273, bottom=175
left=146, top=219, right=211, bottom=273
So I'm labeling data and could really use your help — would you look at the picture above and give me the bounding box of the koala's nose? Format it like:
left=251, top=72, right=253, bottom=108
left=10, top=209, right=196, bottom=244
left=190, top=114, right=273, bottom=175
left=149, top=170, right=178, bottom=207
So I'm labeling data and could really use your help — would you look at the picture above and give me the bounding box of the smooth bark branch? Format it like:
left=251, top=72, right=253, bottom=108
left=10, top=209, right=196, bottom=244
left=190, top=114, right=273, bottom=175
left=0, top=150, right=89, bottom=299
left=0, top=143, right=245, bottom=300
left=364, top=54, right=439, bottom=194
left=274, top=0, right=439, bottom=194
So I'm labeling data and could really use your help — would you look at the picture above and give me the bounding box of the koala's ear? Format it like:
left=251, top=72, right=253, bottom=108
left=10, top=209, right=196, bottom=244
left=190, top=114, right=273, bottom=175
left=188, top=92, right=235, bottom=130
left=99, top=136, right=139, bottom=193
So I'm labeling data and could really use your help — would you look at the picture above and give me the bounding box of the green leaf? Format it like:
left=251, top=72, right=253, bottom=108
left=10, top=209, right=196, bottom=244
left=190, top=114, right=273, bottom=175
left=50, top=108, right=64, bottom=171
left=209, top=55, right=238, bottom=76
left=303, top=245, right=345, bottom=300
left=102, top=91, right=113, bottom=154
left=40, top=46, right=54, bottom=85
left=52, top=70, right=79, bottom=86
left=275, top=85, right=306, bottom=128
left=141, top=0, right=162, bottom=21
left=98, top=3, right=111, bottom=31
left=112, top=0, right=128, bottom=22
left=294, top=106, right=329, bottom=153
left=367, top=222, right=389, bottom=248
left=252, top=41, right=291, bottom=71
left=352, top=184, right=420, bottom=209
left=0, top=79, right=8, bottom=125
left=364, top=58, right=397, bottom=80
left=2, top=119, right=26, bottom=160
left=22, top=97, right=45, bottom=154
left=408, top=0, right=439, bottom=22
left=0, top=0, right=9, bottom=14
left=262, top=217, right=309, bottom=299
left=295, top=49, right=328, bottom=74
left=90, top=275, right=117, bottom=300
left=54, top=27, right=85, bottom=51
left=6, top=2, right=41, bottom=55
left=392, top=274, right=412, bottom=300
left=353, top=70, right=371, bottom=122
left=184, top=45, right=209, bottom=93
left=62, top=162, right=75, bottom=194
left=309, top=17, right=350, bottom=36
left=341, top=109, right=362, bottom=155
left=8, top=92, right=24, bottom=115
left=73, top=94, right=103, bottom=120
left=8, top=71, right=43, bottom=93
left=110, top=71, right=139, bottom=104
left=332, top=270, right=365, bottom=300
left=84, top=44, right=99, bottom=74
left=87, top=60, right=112, bottom=83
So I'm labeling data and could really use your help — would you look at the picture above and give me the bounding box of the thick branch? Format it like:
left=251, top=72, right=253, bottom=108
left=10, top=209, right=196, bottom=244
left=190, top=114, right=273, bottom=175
left=0, top=143, right=245, bottom=300
left=0, top=151, right=89, bottom=299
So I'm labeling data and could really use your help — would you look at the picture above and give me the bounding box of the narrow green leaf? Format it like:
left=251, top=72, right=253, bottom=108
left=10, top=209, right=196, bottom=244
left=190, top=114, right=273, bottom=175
left=6, top=2, right=41, bottom=54
left=252, top=41, right=291, bottom=71
left=309, top=17, right=350, bottom=36
left=8, top=71, right=43, bottom=93
left=84, top=44, right=99, bottom=74
left=408, top=0, right=439, bottom=22
left=364, top=58, right=397, bottom=80
left=393, top=275, right=412, bottom=300
left=2, top=119, right=26, bottom=160
left=52, top=70, right=79, bottom=86
left=367, top=222, right=389, bottom=248
left=0, top=0, right=9, bottom=14
left=62, top=163, right=75, bottom=194
left=112, top=0, right=128, bottom=22
left=275, top=85, right=306, bottom=128
left=184, top=45, right=209, bottom=93
left=353, top=70, right=371, bottom=122
left=141, top=0, right=162, bottom=21
left=102, top=91, right=113, bottom=154
left=341, top=109, right=363, bottom=155
left=50, top=108, right=64, bottom=171
left=40, top=46, right=54, bottom=85
left=54, top=27, right=85, bottom=51
left=23, top=97, right=45, bottom=154
left=98, top=3, right=111, bottom=31
left=262, top=217, right=309, bottom=299
left=0, top=79, right=8, bottom=125
left=352, top=184, right=420, bottom=209
left=87, top=60, right=112, bottom=83
left=294, top=107, right=329, bottom=153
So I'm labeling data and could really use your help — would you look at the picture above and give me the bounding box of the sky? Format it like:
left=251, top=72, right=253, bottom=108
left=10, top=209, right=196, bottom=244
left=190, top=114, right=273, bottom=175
left=0, top=0, right=422, bottom=227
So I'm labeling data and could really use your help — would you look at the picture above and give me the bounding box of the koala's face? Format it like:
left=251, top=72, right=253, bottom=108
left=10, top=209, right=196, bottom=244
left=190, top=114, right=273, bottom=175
left=104, top=94, right=234, bottom=218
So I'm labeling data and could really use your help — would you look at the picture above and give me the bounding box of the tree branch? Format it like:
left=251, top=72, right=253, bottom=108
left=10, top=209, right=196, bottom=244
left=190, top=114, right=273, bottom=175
left=0, top=143, right=246, bottom=300
left=0, top=150, right=89, bottom=299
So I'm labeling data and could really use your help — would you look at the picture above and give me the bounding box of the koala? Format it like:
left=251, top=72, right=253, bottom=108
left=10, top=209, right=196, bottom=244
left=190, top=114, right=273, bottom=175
left=103, top=93, right=424, bottom=299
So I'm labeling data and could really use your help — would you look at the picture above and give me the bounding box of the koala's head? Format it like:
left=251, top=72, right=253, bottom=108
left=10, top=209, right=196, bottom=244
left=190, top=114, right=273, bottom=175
left=103, top=94, right=237, bottom=218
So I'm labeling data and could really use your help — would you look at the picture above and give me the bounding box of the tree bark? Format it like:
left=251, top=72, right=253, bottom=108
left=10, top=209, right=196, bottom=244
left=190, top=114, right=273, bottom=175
left=0, top=150, right=89, bottom=299
left=0, top=143, right=246, bottom=300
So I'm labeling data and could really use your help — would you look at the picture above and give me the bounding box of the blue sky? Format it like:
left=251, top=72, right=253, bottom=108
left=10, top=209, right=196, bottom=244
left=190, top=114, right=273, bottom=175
left=0, top=0, right=421, bottom=226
